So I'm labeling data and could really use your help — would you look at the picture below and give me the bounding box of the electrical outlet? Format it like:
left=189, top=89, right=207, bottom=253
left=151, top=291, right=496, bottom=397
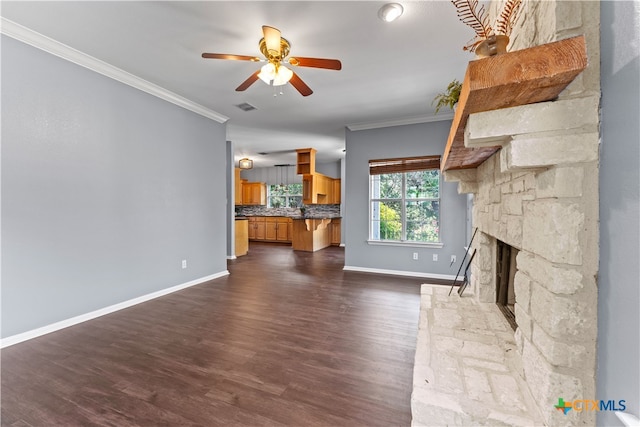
left=182, top=259, right=187, bottom=269
left=433, top=254, right=438, bottom=262
left=413, top=252, right=419, bottom=260
left=451, top=255, right=457, bottom=264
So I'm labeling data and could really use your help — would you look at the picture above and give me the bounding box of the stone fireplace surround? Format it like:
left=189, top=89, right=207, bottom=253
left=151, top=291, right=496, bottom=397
left=411, top=1, right=600, bottom=426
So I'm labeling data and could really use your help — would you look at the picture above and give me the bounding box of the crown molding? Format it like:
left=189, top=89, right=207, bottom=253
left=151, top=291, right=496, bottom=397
left=0, top=18, right=229, bottom=124
left=346, top=113, right=453, bottom=131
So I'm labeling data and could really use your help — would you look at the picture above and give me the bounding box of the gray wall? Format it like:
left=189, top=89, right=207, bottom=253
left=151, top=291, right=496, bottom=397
left=597, top=1, right=640, bottom=424
left=1, top=36, right=228, bottom=338
left=316, top=161, right=341, bottom=178
left=344, top=121, right=468, bottom=277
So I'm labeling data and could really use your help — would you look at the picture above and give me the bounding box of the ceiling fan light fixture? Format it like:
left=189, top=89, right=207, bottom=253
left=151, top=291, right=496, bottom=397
left=378, top=3, right=404, bottom=22
left=239, top=158, right=253, bottom=169
left=258, top=63, right=276, bottom=84
left=273, top=66, right=293, bottom=86
left=258, top=63, right=293, bottom=86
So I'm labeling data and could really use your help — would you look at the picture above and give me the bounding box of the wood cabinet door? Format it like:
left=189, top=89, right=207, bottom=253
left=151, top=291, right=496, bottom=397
left=255, top=221, right=266, bottom=240
left=276, top=220, right=289, bottom=241
left=302, top=175, right=314, bottom=205
left=242, top=184, right=253, bottom=205
left=241, top=183, right=266, bottom=205
left=331, top=219, right=341, bottom=245
left=265, top=221, right=277, bottom=240
left=247, top=218, right=256, bottom=239
left=333, top=179, right=341, bottom=204
left=235, top=169, right=243, bottom=205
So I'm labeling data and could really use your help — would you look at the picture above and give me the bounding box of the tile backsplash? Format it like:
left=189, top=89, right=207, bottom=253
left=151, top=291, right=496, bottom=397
left=236, top=204, right=341, bottom=218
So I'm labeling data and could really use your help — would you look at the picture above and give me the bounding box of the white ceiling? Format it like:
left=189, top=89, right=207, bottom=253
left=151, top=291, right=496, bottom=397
left=1, top=1, right=472, bottom=167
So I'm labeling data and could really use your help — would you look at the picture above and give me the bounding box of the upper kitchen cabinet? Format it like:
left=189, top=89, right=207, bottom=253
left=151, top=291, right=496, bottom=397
left=296, top=148, right=316, bottom=175
left=297, top=148, right=341, bottom=205
left=241, top=182, right=267, bottom=206
left=234, top=168, right=244, bottom=206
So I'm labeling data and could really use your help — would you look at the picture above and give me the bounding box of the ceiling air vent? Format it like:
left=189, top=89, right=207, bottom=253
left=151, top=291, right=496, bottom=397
left=235, top=102, right=257, bottom=112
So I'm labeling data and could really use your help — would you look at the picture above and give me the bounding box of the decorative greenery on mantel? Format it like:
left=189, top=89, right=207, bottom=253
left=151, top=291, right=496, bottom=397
left=432, top=79, right=462, bottom=114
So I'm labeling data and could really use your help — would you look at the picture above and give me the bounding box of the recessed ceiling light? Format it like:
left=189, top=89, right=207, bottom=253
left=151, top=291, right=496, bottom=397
left=378, top=3, right=404, bottom=22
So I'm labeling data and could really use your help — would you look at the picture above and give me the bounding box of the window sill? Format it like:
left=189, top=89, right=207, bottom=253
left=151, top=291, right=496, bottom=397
left=367, top=240, right=444, bottom=249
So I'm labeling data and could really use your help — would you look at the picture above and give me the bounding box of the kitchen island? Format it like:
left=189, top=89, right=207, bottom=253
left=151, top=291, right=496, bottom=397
left=235, top=207, right=341, bottom=251
left=291, top=217, right=337, bottom=252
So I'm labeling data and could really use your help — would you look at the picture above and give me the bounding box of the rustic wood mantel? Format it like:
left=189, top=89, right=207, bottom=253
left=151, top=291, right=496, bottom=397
left=441, top=35, right=588, bottom=172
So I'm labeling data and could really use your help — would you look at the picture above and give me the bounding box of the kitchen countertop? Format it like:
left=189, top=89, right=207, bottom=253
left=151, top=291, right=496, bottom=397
left=238, top=214, right=341, bottom=219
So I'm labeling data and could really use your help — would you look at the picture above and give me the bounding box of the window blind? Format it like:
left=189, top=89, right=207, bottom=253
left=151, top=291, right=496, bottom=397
left=369, top=155, right=441, bottom=175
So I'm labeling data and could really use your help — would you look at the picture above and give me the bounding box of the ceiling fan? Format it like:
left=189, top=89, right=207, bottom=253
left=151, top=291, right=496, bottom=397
left=202, top=25, right=342, bottom=97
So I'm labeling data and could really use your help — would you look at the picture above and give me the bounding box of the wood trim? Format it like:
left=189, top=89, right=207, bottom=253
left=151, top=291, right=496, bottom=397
left=441, top=35, right=588, bottom=171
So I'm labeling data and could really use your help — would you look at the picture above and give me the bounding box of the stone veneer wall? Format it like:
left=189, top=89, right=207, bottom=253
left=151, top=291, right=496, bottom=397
left=444, top=1, right=601, bottom=425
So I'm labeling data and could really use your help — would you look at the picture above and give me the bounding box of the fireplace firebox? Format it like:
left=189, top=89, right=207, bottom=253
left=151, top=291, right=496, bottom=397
left=496, top=239, right=518, bottom=330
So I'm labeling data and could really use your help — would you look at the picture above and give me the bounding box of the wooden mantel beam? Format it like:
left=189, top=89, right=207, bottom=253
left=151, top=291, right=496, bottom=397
left=441, top=35, right=588, bottom=172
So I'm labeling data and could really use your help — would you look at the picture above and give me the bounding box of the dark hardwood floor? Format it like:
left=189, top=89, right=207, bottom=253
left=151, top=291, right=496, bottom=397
left=1, top=243, right=447, bottom=426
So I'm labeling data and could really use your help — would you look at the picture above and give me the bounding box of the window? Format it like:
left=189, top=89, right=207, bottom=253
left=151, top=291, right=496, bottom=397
left=268, top=183, right=303, bottom=208
left=369, top=156, right=441, bottom=244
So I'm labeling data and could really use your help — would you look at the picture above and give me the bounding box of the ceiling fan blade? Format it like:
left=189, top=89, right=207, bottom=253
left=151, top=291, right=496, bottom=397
left=289, top=72, right=313, bottom=97
left=236, top=70, right=261, bottom=92
left=288, top=57, right=342, bottom=70
left=262, top=25, right=282, bottom=54
left=202, top=53, right=261, bottom=62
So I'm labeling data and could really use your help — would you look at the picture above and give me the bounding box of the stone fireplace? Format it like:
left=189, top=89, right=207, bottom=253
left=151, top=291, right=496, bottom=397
left=412, top=1, right=601, bottom=426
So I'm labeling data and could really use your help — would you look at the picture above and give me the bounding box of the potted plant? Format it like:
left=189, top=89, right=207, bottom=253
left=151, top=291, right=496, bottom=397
left=432, top=79, right=462, bottom=114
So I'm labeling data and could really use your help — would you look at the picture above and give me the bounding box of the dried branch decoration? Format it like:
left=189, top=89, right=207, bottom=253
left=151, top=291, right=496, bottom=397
left=452, top=0, right=523, bottom=52
left=495, top=0, right=523, bottom=37
left=452, top=0, right=492, bottom=40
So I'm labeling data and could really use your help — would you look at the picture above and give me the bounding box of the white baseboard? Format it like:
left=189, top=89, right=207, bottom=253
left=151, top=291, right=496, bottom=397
left=343, top=265, right=457, bottom=281
left=0, top=270, right=229, bottom=349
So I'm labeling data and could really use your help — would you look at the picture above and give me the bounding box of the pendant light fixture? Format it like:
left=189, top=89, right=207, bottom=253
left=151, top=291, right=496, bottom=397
left=239, top=158, right=253, bottom=169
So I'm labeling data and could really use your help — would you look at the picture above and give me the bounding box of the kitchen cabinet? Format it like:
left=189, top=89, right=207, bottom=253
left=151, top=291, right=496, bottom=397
left=297, top=147, right=341, bottom=205
left=331, top=218, right=341, bottom=246
left=234, top=168, right=244, bottom=206
left=296, top=148, right=316, bottom=175
left=248, top=217, right=266, bottom=240
left=302, top=173, right=340, bottom=205
left=242, top=182, right=266, bottom=205
left=250, top=217, right=291, bottom=243
left=302, top=174, right=315, bottom=205
left=277, top=217, right=292, bottom=242
left=265, top=218, right=278, bottom=241
left=235, top=218, right=248, bottom=256
left=331, top=179, right=341, bottom=204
